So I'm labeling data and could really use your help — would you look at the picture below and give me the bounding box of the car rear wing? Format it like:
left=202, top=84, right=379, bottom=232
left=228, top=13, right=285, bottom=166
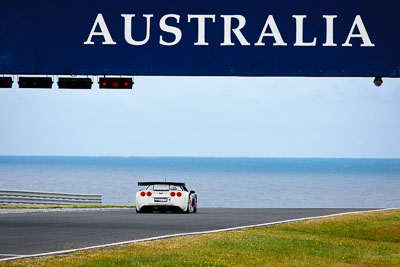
left=138, top=182, right=186, bottom=187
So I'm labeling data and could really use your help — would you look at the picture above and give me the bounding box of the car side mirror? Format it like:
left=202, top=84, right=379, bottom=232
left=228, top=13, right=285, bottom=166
left=190, top=190, right=195, bottom=194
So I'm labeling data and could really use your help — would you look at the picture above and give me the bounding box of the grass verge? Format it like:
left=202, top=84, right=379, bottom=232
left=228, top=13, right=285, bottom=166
left=0, top=205, right=135, bottom=209
left=2, top=209, right=399, bottom=266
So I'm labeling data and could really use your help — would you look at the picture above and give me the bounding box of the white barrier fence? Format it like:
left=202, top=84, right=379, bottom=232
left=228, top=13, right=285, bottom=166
left=0, top=189, right=102, bottom=205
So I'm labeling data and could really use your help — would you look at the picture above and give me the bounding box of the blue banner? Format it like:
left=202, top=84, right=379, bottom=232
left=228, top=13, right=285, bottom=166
left=0, top=0, right=399, bottom=77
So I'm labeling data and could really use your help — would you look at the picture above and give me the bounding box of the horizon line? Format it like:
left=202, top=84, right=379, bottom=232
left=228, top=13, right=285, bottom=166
left=0, top=155, right=399, bottom=160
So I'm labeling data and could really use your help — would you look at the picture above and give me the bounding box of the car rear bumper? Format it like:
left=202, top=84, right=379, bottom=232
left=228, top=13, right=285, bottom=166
left=139, top=205, right=185, bottom=212
left=136, top=196, right=188, bottom=212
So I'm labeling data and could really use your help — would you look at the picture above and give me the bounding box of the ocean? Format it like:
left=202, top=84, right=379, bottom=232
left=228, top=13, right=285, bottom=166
left=0, top=156, right=399, bottom=208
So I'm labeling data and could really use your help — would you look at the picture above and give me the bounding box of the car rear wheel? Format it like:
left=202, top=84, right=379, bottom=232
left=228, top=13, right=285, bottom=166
left=193, top=199, right=197, bottom=213
left=187, top=196, right=196, bottom=213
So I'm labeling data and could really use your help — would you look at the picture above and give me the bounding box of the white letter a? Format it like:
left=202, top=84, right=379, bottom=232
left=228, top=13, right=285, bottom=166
left=84, top=14, right=116, bottom=45
left=342, top=15, right=375, bottom=47
left=255, top=15, right=287, bottom=46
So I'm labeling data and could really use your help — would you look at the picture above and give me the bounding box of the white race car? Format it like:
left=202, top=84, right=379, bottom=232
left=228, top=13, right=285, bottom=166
left=136, top=182, right=197, bottom=213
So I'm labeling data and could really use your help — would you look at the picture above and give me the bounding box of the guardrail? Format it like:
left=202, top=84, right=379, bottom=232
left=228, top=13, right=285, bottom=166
left=0, top=189, right=102, bottom=205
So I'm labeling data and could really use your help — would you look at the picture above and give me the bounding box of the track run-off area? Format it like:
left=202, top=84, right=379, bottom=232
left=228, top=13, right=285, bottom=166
left=0, top=208, right=388, bottom=261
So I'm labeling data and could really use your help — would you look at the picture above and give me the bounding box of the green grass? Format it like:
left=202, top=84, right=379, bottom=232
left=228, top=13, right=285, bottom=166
left=3, top=209, right=400, bottom=266
left=0, top=205, right=135, bottom=209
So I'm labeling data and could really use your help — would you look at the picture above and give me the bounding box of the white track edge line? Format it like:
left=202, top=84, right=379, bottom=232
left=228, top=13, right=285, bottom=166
left=0, top=208, right=395, bottom=262
left=0, top=257, right=14, bottom=261
left=0, top=254, right=27, bottom=257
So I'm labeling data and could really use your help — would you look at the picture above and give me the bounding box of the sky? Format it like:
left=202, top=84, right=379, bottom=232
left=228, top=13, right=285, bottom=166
left=0, top=76, right=399, bottom=158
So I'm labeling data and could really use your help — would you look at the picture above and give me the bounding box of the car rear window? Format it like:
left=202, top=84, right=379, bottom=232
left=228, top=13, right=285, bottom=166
left=146, top=184, right=183, bottom=191
left=153, top=184, right=169, bottom=191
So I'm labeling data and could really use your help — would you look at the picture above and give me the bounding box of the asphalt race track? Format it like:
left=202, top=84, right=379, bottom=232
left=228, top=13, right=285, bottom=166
left=0, top=208, right=373, bottom=260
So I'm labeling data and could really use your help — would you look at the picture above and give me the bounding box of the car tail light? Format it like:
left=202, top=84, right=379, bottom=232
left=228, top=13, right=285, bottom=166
left=177, top=192, right=182, bottom=197
left=140, top=192, right=145, bottom=197
left=170, top=192, right=175, bottom=197
left=146, top=191, right=152, bottom=197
